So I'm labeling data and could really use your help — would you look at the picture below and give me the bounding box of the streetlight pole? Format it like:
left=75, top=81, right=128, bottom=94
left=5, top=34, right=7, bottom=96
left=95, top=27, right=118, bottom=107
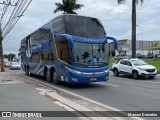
left=136, top=25, right=144, bottom=55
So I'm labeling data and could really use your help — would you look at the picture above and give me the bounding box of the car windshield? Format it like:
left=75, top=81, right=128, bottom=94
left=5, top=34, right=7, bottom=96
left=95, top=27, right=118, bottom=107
left=131, top=60, right=148, bottom=66
left=71, top=42, right=109, bottom=67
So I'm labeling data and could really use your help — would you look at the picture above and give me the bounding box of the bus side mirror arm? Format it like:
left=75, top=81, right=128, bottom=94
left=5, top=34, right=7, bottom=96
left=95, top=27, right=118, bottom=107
left=107, top=36, right=118, bottom=50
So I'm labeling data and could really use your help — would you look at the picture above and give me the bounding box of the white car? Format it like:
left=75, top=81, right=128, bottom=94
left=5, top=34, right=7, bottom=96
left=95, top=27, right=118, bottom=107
left=112, top=58, right=157, bottom=79
left=10, top=62, right=21, bottom=70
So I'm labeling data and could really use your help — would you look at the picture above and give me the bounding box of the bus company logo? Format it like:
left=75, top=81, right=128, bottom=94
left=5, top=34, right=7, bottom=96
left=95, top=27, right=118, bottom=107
left=84, top=38, right=98, bottom=42
left=2, top=112, right=11, bottom=117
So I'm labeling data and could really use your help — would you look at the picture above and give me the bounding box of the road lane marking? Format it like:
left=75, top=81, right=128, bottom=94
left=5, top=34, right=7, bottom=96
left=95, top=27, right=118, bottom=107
left=105, top=83, right=119, bottom=87
left=97, top=82, right=119, bottom=87
left=0, top=81, right=23, bottom=84
left=13, top=71, right=144, bottom=120
left=143, top=81, right=160, bottom=84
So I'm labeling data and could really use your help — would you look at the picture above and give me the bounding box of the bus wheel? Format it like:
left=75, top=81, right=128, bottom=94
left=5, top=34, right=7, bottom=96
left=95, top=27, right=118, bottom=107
left=52, top=70, right=59, bottom=84
left=45, top=69, right=51, bottom=82
left=26, top=67, right=30, bottom=76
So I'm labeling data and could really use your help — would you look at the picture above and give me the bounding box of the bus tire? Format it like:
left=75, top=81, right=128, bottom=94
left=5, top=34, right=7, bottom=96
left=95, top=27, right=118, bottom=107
left=44, top=69, right=51, bottom=82
left=52, top=70, right=59, bottom=84
left=26, top=66, right=30, bottom=76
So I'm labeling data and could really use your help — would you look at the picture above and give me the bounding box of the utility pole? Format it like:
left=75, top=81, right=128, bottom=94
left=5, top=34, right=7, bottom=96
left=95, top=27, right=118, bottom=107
left=0, top=1, right=17, bottom=72
left=0, top=23, right=4, bottom=72
left=0, top=0, right=32, bottom=72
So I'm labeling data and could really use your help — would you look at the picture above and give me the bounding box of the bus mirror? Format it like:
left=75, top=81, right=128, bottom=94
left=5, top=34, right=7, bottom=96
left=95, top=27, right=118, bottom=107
left=107, top=36, right=118, bottom=50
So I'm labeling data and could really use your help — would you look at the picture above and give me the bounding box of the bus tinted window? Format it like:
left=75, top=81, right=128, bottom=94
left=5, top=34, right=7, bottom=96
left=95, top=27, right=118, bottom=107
left=31, top=52, right=40, bottom=63
left=31, top=25, right=51, bottom=44
left=65, top=15, right=106, bottom=38
left=71, top=42, right=109, bottom=66
left=42, top=51, right=54, bottom=62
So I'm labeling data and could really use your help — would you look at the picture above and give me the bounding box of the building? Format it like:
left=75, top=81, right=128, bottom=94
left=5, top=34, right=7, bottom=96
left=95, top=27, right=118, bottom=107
left=109, top=39, right=160, bottom=57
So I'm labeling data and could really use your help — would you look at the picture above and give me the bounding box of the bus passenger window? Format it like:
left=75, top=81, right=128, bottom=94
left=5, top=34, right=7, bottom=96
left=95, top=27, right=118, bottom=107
left=42, top=51, right=54, bottom=62
left=31, top=52, right=40, bottom=62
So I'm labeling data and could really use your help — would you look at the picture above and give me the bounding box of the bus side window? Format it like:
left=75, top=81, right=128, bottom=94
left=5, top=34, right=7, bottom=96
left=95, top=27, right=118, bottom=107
left=42, top=51, right=54, bottom=62
left=31, top=52, right=40, bottom=63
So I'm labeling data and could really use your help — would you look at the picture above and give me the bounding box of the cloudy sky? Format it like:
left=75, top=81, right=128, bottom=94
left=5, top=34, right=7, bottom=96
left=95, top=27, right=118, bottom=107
left=2, top=0, right=160, bottom=55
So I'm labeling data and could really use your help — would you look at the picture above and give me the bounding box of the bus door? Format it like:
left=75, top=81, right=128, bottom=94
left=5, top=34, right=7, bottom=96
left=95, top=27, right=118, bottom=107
left=54, top=35, right=70, bottom=80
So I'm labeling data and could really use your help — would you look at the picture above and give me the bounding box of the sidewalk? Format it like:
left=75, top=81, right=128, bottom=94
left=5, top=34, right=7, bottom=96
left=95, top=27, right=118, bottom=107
left=0, top=71, right=77, bottom=120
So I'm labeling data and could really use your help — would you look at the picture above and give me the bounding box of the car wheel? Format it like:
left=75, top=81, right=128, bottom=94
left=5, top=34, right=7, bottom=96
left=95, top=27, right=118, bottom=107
left=52, top=70, right=60, bottom=84
left=113, top=69, right=119, bottom=76
left=149, top=76, right=155, bottom=79
left=132, top=71, right=139, bottom=79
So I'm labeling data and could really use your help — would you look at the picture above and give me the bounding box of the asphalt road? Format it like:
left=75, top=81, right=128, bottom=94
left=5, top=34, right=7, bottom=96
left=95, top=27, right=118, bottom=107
left=12, top=69, right=160, bottom=112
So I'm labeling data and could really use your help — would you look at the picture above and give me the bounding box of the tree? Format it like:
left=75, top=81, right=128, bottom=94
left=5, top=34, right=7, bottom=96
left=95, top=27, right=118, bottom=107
left=117, top=0, right=144, bottom=58
left=54, top=0, right=84, bottom=14
left=8, top=53, right=16, bottom=61
left=3, top=54, right=8, bottom=58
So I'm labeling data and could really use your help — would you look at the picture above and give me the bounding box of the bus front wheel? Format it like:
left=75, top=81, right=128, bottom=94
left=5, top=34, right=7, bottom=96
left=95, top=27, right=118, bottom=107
left=26, top=67, right=32, bottom=76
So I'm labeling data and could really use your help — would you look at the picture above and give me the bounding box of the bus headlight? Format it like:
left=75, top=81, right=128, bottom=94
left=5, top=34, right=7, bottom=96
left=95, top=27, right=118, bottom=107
left=65, top=67, right=81, bottom=74
left=104, top=69, right=109, bottom=73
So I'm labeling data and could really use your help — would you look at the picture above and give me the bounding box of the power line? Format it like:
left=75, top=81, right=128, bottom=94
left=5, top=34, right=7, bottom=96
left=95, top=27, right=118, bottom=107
left=4, top=0, right=16, bottom=23
left=1, top=0, right=32, bottom=37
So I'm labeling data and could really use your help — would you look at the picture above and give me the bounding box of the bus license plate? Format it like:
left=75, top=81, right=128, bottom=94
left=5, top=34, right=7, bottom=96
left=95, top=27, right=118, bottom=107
left=90, top=78, right=97, bottom=81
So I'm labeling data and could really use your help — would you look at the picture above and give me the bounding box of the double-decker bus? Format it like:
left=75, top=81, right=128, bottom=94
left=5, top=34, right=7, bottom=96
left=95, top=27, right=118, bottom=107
left=20, top=14, right=118, bottom=84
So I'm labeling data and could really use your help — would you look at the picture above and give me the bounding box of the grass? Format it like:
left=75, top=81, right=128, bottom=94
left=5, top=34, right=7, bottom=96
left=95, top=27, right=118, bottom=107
left=109, top=58, right=160, bottom=74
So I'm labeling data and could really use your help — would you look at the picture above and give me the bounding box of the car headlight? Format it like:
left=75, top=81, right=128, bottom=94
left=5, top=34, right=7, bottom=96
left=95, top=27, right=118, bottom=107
left=138, top=68, right=146, bottom=71
left=65, top=67, right=81, bottom=74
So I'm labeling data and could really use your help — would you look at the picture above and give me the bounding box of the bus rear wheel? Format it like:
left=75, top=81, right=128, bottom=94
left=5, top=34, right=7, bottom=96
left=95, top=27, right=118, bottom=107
left=52, top=70, right=59, bottom=84
left=44, top=69, right=52, bottom=82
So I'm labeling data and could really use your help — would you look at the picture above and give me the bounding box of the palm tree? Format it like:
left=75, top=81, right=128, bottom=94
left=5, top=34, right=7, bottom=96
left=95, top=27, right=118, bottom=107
left=117, top=0, right=144, bottom=58
left=54, top=0, right=83, bottom=14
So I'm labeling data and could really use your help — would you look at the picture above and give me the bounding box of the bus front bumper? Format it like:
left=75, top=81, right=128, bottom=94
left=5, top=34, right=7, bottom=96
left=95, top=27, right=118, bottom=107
left=66, top=72, right=109, bottom=84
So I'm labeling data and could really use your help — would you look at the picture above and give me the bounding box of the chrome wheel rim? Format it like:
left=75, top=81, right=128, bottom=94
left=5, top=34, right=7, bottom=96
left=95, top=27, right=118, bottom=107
left=53, top=72, right=57, bottom=80
left=46, top=71, right=50, bottom=81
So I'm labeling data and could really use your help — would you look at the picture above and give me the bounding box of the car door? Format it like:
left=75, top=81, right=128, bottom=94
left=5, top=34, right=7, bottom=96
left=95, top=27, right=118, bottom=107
left=123, top=60, right=132, bottom=74
left=118, top=60, right=126, bottom=73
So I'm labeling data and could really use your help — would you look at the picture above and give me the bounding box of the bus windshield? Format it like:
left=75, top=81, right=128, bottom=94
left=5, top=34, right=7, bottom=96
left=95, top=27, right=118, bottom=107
left=65, top=15, right=106, bottom=38
left=71, top=42, right=109, bottom=67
